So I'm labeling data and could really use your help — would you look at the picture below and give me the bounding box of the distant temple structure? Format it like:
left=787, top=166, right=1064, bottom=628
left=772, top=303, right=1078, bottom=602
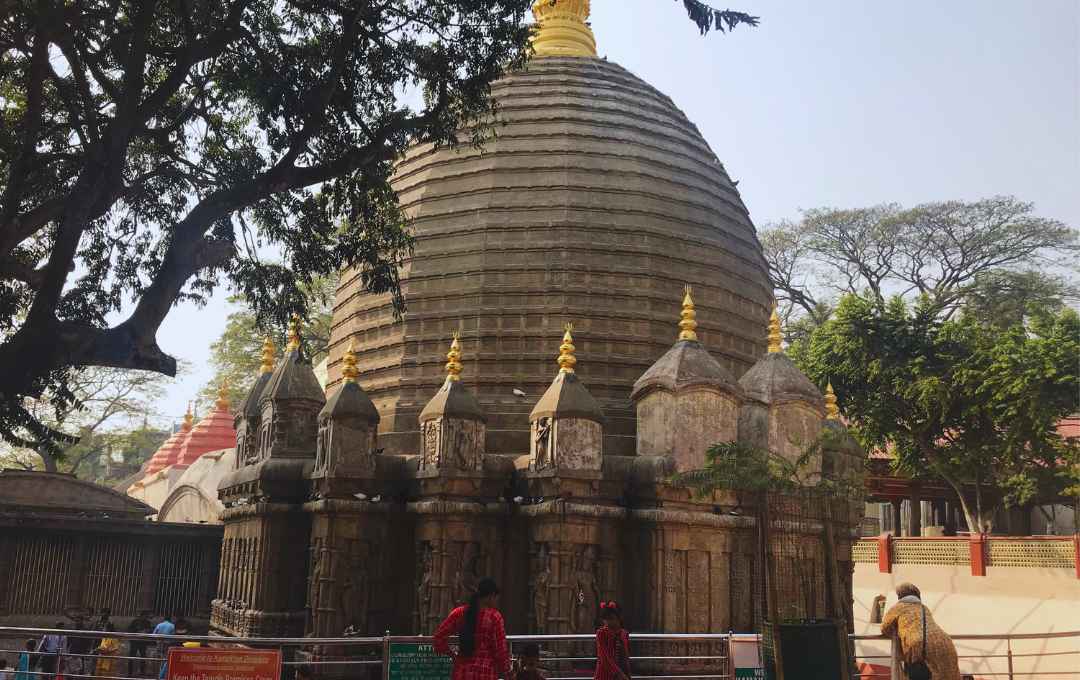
left=207, top=0, right=865, bottom=639
left=128, top=385, right=238, bottom=522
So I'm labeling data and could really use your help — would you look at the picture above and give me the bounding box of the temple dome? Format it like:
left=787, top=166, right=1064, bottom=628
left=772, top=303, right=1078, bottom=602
left=144, top=410, right=193, bottom=473
left=330, top=49, right=771, bottom=457
left=175, top=388, right=237, bottom=468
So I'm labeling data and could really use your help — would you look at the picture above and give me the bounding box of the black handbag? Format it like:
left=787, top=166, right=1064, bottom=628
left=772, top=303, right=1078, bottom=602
left=902, top=606, right=933, bottom=680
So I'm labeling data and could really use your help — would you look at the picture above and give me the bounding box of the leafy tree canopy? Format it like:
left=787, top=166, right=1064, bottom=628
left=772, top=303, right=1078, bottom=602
left=762, top=196, right=1078, bottom=339
left=0, top=364, right=177, bottom=473
left=799, top=293, right=1080, bottom=533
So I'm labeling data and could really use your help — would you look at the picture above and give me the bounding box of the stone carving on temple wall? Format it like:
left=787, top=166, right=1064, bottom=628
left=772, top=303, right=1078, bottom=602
left=455, top=541, right=482, bottom=604
left=559, top=420, right=602, bottom=472
left=419, top=418, right=484, bottom=473
left=339, top=541, right=370, bottom=634
left=420, top=421, right=439, bottom=470
left=533, top=418, right=551, bottom=471
left=415, top=541, right=436, bottom=632
left=533, top=543, right=552, bottom=632
left=571, top=545, right=600, bottom=633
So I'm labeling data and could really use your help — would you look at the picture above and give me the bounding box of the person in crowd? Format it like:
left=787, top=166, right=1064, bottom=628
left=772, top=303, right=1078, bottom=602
left=66, top=615, right=93, bottom=679
left=1, top=659, right=12, bottom=680
left=93, top=625, right=120, bottom=680
left=152, top=614, right=176, bottom=674
left=93, top=610, right=111, bottom=632
left=433, top=578, right=510, bottom=680
left=157, top=641, right=200, bottom=680
left=294, top=664, right=313, bottom=680
left=881, top=583, right=960, bottom=680
left=16, top=639, right=35, bottom=680
left=127, top=610, right=153, bottom=678
left=511, top=643, right=545, bottom=680
left=37, top=622, right=66, bottom=680
left=594, top=602, right=630, bottom=680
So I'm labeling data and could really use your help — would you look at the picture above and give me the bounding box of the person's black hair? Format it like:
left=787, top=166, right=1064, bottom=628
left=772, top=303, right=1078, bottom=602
left=600, top=601, right=623, bottom=626
left=521, top=642, right=540, bottom=659
left=26, top=638, right=36, bottom=650
left=459, top=578, right=499, bottom=657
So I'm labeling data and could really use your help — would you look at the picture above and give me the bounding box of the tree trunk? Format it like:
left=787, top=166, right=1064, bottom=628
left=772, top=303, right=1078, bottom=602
left=939, top=474, right=996, bottom=534
left=40, top=451, right=58, bottom=473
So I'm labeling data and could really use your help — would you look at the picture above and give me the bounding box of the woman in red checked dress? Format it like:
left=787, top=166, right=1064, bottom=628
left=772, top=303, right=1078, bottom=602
left=434, top=578, right=510, bottom=680
left=594, top=602, right=631, bottom=680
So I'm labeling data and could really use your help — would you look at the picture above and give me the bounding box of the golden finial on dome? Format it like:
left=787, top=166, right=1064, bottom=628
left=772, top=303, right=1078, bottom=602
left=678, top=285, right=698, bottom=342
left=531, top=0, right=597, bottom=58
left=216, top=379, right=230, bottom=410
left=259, top=336, right=276, bottom=374
left=342, top=340, right=360, bottom=384
left=825, top=381, right=840, bottom=420
left=287, top=314, right=301, bottom=351
left=767, top=305, right=783, bottom=354
left=557, top=323, right=577, bottom=374
left=182, top=402, right=194, bottom=430
left=445, top=332, right=463, bottom=382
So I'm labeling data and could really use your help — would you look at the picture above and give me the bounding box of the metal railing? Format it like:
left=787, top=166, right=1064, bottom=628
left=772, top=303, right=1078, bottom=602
left=851, top=630, right=1080, bottom=679
left=4, top=626, right=1078, bottom=680
left=0, top=627, right=749, bottom=680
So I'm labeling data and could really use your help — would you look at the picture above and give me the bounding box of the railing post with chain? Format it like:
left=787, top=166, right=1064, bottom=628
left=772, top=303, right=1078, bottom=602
left=1007, top=637, right=1014, bottom=680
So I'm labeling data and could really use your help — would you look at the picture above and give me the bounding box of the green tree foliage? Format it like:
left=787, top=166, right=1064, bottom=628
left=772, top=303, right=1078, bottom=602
left=0, top=365, right=177, bottom=474
left=800, top=293, right=1080, bottom=533
left=0, top=0, right=535, bottom=455
left=197, top=274, right=336, bottom=411
left=762, top=197, right=1078, bottom=336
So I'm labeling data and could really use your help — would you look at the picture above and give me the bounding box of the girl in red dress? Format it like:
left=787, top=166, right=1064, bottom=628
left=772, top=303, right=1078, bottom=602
left=594, top=602, right=631, bottom=680
left=434, top=578, right=510, bottom=680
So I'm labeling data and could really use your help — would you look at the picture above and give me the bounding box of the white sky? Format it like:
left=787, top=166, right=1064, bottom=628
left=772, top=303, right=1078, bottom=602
left=153, top=0, right=1080, bottom=424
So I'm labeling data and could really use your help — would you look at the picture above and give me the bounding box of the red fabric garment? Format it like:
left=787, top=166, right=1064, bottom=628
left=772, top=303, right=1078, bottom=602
left=433, top=605, right=510, bottom=680
left=593, top=627, right=631, bottom=680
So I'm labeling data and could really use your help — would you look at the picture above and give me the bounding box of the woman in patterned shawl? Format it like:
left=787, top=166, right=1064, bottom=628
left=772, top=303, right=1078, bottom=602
left=434, top=578, right=510, bottom=680
left=881, top=583, right=960, bottom=680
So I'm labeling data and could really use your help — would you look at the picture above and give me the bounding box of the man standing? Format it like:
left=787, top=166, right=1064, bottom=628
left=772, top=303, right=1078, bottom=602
left=127, top=611, right=153, bottom=677
left=152, top=614, right=176, bottom=677
left=36, top=622, right=66, bottom=680
left=66, top=616, right=93, bottom=679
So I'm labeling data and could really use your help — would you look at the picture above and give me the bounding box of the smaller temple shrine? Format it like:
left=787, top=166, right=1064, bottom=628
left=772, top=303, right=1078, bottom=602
left=128, top=384, right=238, bottom=521
left=210, top=294, right=866, bottom=640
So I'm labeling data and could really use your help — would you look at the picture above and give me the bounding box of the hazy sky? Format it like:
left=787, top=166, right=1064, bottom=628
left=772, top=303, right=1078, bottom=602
left=153, top=0, right=1080, bottom=424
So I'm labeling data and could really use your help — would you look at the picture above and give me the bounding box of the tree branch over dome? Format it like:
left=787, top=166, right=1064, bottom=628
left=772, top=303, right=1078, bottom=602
left=0, top=0, right=535, bottom=455
left=676, top=0, right=760, bottom=35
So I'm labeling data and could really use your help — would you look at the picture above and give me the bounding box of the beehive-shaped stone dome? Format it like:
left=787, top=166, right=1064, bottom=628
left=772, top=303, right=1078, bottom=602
left=330, top=32, right=771, bottom=457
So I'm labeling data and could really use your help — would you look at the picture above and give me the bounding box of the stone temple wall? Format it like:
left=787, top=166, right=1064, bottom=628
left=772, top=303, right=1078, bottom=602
left=210, top=320, right=865, bottom=640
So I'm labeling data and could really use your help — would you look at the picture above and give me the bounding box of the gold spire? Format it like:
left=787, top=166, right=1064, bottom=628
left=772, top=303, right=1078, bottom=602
left=342, top=341, right=360, bottom=384
left=287, top=314, right=301, bottom=351
left=259, top=336, right=276, bottom=374
left=215, top=379, right=230, bottom=411
left=531, top=0, right=597, bottom=58
left=767, top=306, right=783, bottom=354
left=445, top=332, right=463, bottom=382
left=825, top=381, right=840, bottom=420
left=678, top=285, right=698, bottom=342
left=557, top=323, right=577, bottom=374
left=182, top=402, right=194, bottom=430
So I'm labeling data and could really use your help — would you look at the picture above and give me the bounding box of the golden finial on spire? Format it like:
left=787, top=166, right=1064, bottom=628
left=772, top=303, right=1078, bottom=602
left=216, top=379, right=230, bottom=410
left=824, top=381, right=840, bottom=420
left=259, top=336, right=276, bottom=374
left=557, top=323, right=577, bottom=374
left=531, top=0, right=597, bottom=58
left=342, top=340, right=360, bottom=384
left=767, top=306, right=783, bottom=354
left=445, top=331, right=463, bottom=382
left=678, top=285, right=698, bottom=342
left=182, top=402, right=194, bottom=430
left=287, top=314, right=301, bottom=351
